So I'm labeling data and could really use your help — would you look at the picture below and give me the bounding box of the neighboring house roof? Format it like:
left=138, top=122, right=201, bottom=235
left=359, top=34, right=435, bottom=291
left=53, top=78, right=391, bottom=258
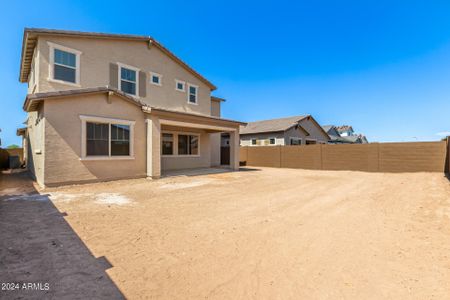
left=22, top=86, right=245, bottom=126
left=359, top=135, right=369, bottom=143
left=340, top=135, right=368, bottom=144
left=329, top=135, right=350, bottom=143
left=240, top=115, right=308, bottom=134
left=19, top=28, right=217, bottom=90
left=322, top=125, right=335, bottom=133
left=240, top=115, right=330, bottom=139
left=336, top=125, right=354, bottom=133
left=341, top=136, right=361, bottom=143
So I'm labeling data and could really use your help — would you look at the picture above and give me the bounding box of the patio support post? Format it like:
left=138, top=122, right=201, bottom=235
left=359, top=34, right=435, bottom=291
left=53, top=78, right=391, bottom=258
left=146, top=115, right=161, bottom=178
left=229, top=130, right=240, bottom=171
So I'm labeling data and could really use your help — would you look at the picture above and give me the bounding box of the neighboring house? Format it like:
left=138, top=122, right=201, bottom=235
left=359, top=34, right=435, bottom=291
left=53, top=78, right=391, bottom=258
left=323, top=124, right=369, bottom=144
left=18, top=28, right=245, bottom=187
left=240, top=115, right=330, bottom=146
left=336, top=125, right=354, bottom=137
left=341, top=135, right=368, bottom=144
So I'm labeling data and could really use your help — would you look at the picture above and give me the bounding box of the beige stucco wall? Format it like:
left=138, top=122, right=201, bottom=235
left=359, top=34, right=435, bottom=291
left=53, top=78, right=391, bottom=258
left=160, top=125, right=211, bottom=171
left=42, top=93, right=147, bottom=186
left=27, top=46, right=39, bottom=93
left=240, top=132, right=285, bottom=146
left=35, top=36, right=213, bottom=116
left=210, top=133, right=221, bottom=167
left=211, top=100, right=221, bottom=117
left=26, top=109, right=45, bottom=185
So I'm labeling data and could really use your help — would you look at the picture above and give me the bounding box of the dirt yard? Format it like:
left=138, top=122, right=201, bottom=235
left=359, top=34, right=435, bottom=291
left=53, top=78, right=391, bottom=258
left=1, top=168, right=450, bottom=299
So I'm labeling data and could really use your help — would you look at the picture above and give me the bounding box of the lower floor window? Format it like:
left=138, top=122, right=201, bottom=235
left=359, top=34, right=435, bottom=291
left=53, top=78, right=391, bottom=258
left=269, top=138, right=276, bottom=145
left=111, top=124, right=130, bottom=155
left=162, top=132, right=199, bottom=156
left=81, top=116, right=134, bottom=158
left=178, top=134, right=199, bottom=155
left=87, top=122, right=109, bottom=156
left=305, top=139, right=317, bottom=145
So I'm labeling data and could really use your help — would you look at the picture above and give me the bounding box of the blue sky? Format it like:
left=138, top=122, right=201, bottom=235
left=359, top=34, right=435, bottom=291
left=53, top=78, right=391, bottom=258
left=1, top=0, right=450, bottom=146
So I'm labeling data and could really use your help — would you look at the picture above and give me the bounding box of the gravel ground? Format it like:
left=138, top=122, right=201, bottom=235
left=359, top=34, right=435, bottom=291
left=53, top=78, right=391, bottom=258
left=1, top=168, right=450, bottom=299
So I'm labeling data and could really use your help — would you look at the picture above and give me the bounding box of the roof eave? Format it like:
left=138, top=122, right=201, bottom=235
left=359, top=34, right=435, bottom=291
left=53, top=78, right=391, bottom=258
left=240, top=130, right=285, bottom=135
left=143, top=106, right=246, bottom=126
left=22, top=87, right=143, bottom=112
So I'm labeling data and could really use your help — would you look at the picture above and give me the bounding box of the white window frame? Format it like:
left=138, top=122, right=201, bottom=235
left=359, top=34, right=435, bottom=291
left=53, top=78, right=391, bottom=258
left=175, top=79, right=185, bottom=92
left=161, top=131, right=200, bottom=157
left=47, top=42, right=82, bottom=87
left=117, top=62, right=140, bottom=97
left=268, top=137, right=277, bottom=145
left=150, top=72, right=162, bottom=86
left=289, top=137, right=302, bottom=145
left=80, top=115, right=135, bottom=160
left=187, top=83, right=199, bottom=105
left=305, top=138, right=318, bottom=145
left=251, top=138, right=257, bottom=146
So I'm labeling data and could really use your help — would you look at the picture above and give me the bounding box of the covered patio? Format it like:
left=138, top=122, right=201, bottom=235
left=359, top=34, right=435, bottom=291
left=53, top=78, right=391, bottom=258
left=143, top=106, right=245, bottom=178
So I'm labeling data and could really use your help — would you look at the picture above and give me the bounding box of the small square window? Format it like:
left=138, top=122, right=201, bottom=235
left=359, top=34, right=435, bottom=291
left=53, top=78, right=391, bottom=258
left=175, top=80, right=185, bottom=92
left=150, top=72, right=162, bottom=86
left=269, top=138, right=276, bottom=145
left=251, top=139, right=257, bottom=145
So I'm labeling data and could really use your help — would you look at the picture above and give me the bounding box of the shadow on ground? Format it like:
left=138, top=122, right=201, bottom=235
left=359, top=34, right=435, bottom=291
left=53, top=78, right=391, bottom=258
left=0, top=171, right=125, bottom=299
left=161, top=166, right=261, bottom=178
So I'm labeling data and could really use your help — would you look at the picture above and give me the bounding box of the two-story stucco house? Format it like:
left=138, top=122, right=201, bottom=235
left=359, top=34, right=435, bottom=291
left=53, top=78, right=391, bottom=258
left=18, top=28, right=245, bottom=187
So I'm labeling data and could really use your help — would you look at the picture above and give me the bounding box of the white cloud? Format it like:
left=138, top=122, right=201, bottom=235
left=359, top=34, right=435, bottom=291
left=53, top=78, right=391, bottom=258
left=436, top=131, right=450, bottom=136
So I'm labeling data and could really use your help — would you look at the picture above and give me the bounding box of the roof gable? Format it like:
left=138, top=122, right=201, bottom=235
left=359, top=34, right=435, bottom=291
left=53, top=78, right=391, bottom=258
left=19, top=28, right=216, bottom=90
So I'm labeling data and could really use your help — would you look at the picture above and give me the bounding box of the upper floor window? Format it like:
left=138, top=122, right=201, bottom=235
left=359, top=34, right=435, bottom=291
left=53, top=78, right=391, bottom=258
left=175, top=79, right=185, bottom=92
left=118, top=63, right=139, bottom=96
left=187, top=84, right=198, bottom=104
left=150, top=72, right=162, bottom=86
left=48, top=42, right=81, bottom=86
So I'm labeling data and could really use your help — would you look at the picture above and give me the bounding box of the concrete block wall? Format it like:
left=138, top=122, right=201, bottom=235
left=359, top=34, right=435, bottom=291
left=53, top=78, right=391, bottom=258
left=241, top=141, right=447, bottom=173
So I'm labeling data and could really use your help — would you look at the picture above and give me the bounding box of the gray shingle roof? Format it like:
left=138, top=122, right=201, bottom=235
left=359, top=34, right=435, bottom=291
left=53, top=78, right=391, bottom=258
left=336, top=125, right=354, bottom=133
left=322, top=125, right=334, bottom=133
left=240, top=115, right=308, bottom=135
